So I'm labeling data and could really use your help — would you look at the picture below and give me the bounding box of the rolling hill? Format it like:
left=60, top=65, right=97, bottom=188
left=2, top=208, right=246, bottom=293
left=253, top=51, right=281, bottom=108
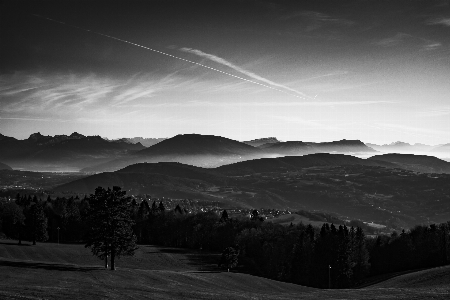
left=55, top=153, right=450, bottom=228
left=305, top=139, right=377, bottom=153
left=216, top=153, right=395, bottom=176
left=368, top=153, right=450, bottom=174
left=0, top=162, right=12, bottom=170
left=243, top=137, right=280, bottom=147
left=430, top=143, right=450, bottom=156
left=260, top=141, right=316, bottom=156
left=0, top=241, right=448, bottom=299
left=370, top=265, right=450, bottom=290
left=56, top=162, right=228, bottom=196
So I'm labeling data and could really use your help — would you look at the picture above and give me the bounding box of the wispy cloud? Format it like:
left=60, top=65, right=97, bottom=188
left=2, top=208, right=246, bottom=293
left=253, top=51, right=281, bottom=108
left=120, top=99, right=394, bottom=109
left=179, top=47, right=310, bottom=98
left=427, top=17, right=450, bottom=27
left=281, top=11, right=355, bottom=31
left=373, top=33, right=412, bottom=47
left=373, top=32, right=442, bottom=51
left=417, top=105, right=450, bottom=117
left=0, top=72, right=175, bottom=115
left=295, top=71, right=349, bottom=82
left=373, top=123, right=450, bottom=138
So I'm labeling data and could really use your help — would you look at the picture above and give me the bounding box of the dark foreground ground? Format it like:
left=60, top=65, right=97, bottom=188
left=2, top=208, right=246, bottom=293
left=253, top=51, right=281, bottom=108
left=0, top=240, right=448, bottom=299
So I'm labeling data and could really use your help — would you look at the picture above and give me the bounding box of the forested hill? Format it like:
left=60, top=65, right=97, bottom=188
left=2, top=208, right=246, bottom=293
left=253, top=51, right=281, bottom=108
left=368, top=154, right=450, bottom=174
left=54, top=154, right=450, bottom=229
left=215, top=153, right=395, bottom=176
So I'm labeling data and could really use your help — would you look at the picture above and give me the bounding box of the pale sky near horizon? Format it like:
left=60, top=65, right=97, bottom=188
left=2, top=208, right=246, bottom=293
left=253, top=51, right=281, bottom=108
left=1, top=0, right=449, bottom=145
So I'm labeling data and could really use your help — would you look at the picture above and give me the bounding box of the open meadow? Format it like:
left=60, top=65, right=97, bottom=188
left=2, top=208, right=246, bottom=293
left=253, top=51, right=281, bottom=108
left=0, top=240, right=448, bottom=299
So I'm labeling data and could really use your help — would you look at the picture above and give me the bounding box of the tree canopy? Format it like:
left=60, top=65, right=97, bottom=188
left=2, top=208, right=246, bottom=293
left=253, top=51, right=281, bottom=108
left=85, top=186, right=137, bottom=270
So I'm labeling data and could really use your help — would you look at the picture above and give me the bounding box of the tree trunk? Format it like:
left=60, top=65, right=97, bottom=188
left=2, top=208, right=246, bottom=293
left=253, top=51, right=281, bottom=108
left=32, top=213, right=36, bottom=245
left=104, top=243, right=108, bottom=268
left=111, top=247, right=115, bottom=270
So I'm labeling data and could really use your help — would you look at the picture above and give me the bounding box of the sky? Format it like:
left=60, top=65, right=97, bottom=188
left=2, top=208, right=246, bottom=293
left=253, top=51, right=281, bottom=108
left=1, top=0, right=449, bottom=145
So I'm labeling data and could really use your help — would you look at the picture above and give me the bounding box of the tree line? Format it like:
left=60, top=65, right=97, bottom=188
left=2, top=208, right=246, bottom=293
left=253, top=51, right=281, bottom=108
left=0, top=187, right=449, bottom=288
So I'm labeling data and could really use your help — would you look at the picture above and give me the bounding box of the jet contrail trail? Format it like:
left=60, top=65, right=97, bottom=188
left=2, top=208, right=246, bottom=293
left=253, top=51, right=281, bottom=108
left=180, top=47, right=309, bottom=98
left=31, top=14, right=312, bottom=100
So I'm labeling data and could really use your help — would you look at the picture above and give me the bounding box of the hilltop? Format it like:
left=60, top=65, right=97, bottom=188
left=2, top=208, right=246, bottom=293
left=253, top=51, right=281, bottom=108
left=0, top=162, right=12, bottom=170
left=243, top=137, right=280, bottom=147
left=368, top=153, right=450, bottom=174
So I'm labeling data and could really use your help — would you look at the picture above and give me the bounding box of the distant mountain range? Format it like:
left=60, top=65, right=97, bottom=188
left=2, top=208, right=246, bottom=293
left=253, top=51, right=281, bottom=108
left=81, top=134, right=266, bottom=173
left=0, top=132, right=145, bottom=171
left=1, top=132, right=448, bottom=172
left=243, top=137, right=280, bottom=147
left=105, top=137, right=166, bottom=147
left=367, top=141, right=449, bottom=156
left=82, top=135, right=380, bottom=173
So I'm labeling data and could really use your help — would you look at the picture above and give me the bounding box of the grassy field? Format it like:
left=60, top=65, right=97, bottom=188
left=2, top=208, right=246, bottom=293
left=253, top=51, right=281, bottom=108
left=0, top=240, right=449, bottom=299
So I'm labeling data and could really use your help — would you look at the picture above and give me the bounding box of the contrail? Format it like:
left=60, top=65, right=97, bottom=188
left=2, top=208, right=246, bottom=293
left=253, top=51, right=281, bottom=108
left=31, top=14, right=312, bottom=100
left=180, top=47, right=309, bottom=98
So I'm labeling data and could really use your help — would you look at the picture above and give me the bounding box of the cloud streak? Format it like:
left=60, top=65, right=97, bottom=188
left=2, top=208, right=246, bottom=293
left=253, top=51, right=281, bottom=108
left=427, top=17, right=450, bottom=27
left=180, top=47, right=311, bottom=98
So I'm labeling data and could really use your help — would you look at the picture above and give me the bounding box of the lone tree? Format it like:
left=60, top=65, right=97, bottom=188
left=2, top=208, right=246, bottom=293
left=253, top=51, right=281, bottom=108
left=85, top=186, right=137, bottom=270
left=219, top=246, right=240, bottom=272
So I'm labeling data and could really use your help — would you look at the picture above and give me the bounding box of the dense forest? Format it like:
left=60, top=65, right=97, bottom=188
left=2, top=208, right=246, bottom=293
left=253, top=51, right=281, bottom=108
left=1, top=191, right=449, bottom=288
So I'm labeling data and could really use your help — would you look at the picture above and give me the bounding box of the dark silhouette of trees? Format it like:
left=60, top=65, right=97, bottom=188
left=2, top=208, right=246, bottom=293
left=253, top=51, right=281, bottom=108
left=25, top=199, right=48, bottom=245
left=2, top=190, right=450, bottom=288
left=220, top=209, right=229, bottom=222
left=1, top=202, right=25, bottom=244
left=85, top=186, right=137, bottom=270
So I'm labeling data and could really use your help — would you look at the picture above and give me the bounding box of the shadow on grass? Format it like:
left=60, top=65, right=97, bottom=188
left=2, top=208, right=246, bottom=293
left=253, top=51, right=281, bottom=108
left=158, top=248, right=192, bottom=254
left=143, top=245, right=223, bottom=272
left=0, top=241, right=31, bottom=246
left=0, top=260, right=102, bottom=272
left=185, top=252, right=222, bottom=272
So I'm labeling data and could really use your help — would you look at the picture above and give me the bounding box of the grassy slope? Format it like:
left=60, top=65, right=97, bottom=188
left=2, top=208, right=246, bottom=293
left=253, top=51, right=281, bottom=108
left=0, top=240, right=448, bottom=299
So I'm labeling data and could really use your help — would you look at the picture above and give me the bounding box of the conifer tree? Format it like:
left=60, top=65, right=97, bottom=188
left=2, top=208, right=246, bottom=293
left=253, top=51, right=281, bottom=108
left=27, top=200, right=48, bottom=245
left=220, top=210, right=229, bottom=222
left=352, top=226, right=369, bottom=283
left=158, top=201, right=165, bottom=212
left=151, top=200, right=158, bottom=213
left=85, top=186, right=137, bottom=270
